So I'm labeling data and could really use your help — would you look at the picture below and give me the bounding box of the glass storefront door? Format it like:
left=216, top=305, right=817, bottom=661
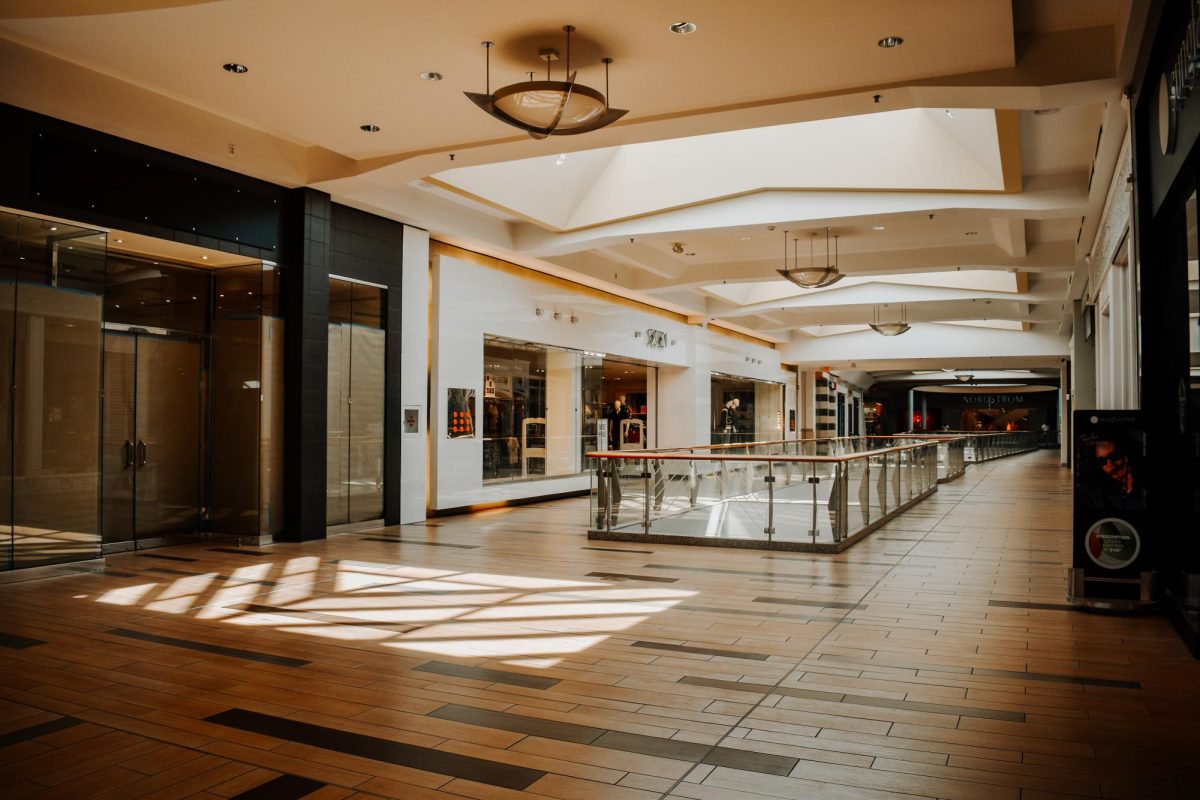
left=102, top=332, right=203, bottom=547
left=327, top=277, right=385, bottom=526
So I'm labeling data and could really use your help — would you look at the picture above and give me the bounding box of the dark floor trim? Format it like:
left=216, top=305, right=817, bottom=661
left=753, top=596, right=861, bottom=610
left=0, top=631, right=47, bottom=649
left=205, top=708, right=544, bottom=791
left=230, top=773, right=325, bottom=800
left=208, top=547, right=273, bottom=557
left=108, top=628, right=309, bottom=667
left=631, top=640, right=770, bottom=661
left=414, top=660, right=560, bottom=689
left=581, top=546, right=655, bottom=554
left=359, top=537, right=479, bottom=548
left=0, top=716, right=81, bottom=748
left=136, top=553, right=199, bottom=562
left=988, top=599, right=1078, bottom=612
left=586, top=572, right=679, bottom=583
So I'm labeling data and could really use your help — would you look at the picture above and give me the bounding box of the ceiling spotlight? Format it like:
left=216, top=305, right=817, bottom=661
left=360, top=124, right=381, bottom=132
left=555, top=154, right=567, bottom=165
left=419, top=71, right=443, bottom=81
left=877, top=36, right=904, bottom=48
left=872, top=226, right=886, bottom=231
left=955, top=373, right=975, bottom=383
left=672, top=242, right=685, bottom=254
left=669, top=21, right=698, bottom=34
left=465, top=26, right=628, bottom=139
left=870, top=304, right=910, bottom=336
left=740, top=236, right=752, bottom=241
left=1033, top=107, right=1060, bottom=115
left=778, top=227, right=844, bottom=289
left=944, top=108, right=954, bottom=119
left=222, top=63, right=248, bottom=74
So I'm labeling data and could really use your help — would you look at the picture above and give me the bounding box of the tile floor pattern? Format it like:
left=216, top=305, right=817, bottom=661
left=0, top=451, right=1197, bottom=799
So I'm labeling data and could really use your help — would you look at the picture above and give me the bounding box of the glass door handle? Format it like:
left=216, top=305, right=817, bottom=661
left=137, top=440, right=148, bottom=467
left=123, top=440, right=134, bottom=469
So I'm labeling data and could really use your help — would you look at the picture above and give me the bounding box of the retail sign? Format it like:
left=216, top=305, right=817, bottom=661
left=645, top=328, right=669, bottom=349
left=1072, top=411, right=1151, bottom=599
left=1158, top=0, right=1200, bottom=154
left=958, top=393, right=1029, bottom=407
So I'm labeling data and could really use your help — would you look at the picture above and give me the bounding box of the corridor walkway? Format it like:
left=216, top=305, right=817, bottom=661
left=0, top=452, right=1196, bottom=799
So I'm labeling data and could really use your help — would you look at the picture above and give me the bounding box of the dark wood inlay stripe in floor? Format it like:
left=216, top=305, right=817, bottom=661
left=136, top=552, right=198, bottom=562
left=677, top=676, right=1025, bottom=720
left=427, top=705, right=802, bottom=776
left=674, top=604, right=837, bottom=622
left=989, top=599, right=1078, bottom=611
left=0, top=716, right=81, bottom=748
left=102, top=570, right=138, bottom=577
left=631, top=640, right=770, bottom=661
left=414, top=660, right=560, bottom=689
left=429, top=703, right=602, bottom=743
left=643, top=563, right=822, bottom=580
left=206, top=707, right=544, bottom=791
left=230, top=773, right=325, bottom=800
left=208, top=547, right=273, bottom=557
left=359, top=537, right=478, bottom=548
left=701, top=745, right=798, bottom=776
left=109, top=628, right=309, bottom=667
left=0, top=631, right=47, bottom=649
left=586, top=571, right=679, bottom=583
left=580, top=546, right=654, bottom=554
left=972, top=667, right=1141, bottom=689
left=753, top=596, right=861, bottom=610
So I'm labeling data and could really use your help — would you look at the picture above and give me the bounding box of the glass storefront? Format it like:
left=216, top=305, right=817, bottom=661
left=0, top=211, right=104, bottom=568
left=326, top=277, right=386, bottom=526
left=0, top=208, right=285, bottom=568
left=710, top=372, right=784, bottom=445
left=483, top=335, right=652, bottom=483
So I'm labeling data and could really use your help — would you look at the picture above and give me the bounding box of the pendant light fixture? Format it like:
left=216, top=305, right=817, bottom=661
left=778, top=227, right=845, bottom=289
left=465, top=25, right=628, bottom=139
left=870, top=304, right=911, bottom=336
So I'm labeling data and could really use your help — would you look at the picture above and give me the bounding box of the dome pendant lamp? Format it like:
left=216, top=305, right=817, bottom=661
left=870, top=304, right=911, bottom=336
left=465, top=25, right=629, bottom=140
left=778, top=227, right=845, bottom=289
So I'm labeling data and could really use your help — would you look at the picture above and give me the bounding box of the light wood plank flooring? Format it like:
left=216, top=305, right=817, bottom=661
left=0, top=451, right=1196, bottom=799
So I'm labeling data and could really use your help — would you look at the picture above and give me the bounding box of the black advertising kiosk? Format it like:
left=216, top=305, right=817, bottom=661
left=1070, top=411, right=1156, bottom=607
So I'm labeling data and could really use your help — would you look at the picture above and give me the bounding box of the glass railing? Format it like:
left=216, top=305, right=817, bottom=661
left=588, top=437, right=940, bottom=550
left=587, top=431, right=1040, bottom=550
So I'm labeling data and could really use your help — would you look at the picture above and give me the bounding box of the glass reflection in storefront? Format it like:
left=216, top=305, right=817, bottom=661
left=0, top=211, right=105, bottom=568
left=327, top=277, right=386, bottom=526
left=710, top=372, right=784, bottom=445
left=483, top=336, right=653, bottom=483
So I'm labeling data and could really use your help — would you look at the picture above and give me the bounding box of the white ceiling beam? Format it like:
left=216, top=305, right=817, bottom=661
left=991, top=217, right=1027, bottom=257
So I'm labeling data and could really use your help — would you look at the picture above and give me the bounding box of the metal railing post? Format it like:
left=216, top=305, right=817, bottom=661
left=764, top=460, right=775, bottom=543
left=642, top=463, right=651, bottom=534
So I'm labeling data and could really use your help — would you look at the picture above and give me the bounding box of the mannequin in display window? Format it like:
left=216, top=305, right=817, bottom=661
left=718, top=398, right=740, bottom=444
left=606, top=396, right=632, bottom=450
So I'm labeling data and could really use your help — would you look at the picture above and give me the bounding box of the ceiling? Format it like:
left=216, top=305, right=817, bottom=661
left=0, top=0, right=1147, bottom=380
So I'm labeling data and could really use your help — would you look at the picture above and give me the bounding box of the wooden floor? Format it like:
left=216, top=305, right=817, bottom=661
left=1, top=451, right=1197, bottom=800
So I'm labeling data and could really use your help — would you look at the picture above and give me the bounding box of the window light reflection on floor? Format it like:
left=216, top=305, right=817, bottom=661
left=92, top=558, right=696, bottom=667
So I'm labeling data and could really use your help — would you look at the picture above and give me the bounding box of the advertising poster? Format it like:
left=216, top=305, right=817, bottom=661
left=447, top=388, right=475, bottom=438
left=1073, top=411, right=1149, bottom=580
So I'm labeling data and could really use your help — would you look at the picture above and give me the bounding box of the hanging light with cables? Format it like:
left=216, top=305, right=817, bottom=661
left=777, top=227, right=845, bottom=289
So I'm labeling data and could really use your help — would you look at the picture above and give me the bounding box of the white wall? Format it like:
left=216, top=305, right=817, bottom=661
left=430, top=248, right=787, bottom=509
left=399, top=226, right=429, bottom=523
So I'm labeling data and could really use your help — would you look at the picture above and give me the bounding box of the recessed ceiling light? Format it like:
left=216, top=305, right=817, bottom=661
left=669, top=21, right=698, bottom=34
left=115, top=238, right=124, bottom=243
left=740, top=236, right=752, bottom=241
left=419, top=71, right=443, bottom=81
left=877, top=36, right=903, bottom=48
left=965, top=231, right=979, bottom=236
left=201, top=255, right=209, bottom=260
left=944, top=108, right=954, bottom=119
left=555, top=154, right=567, bottom=166
left=49, top=226, right=57, bottom=231
left=872, top=226, right=886, bottom=231
left=223, top=63, right=248, bottom=74
left=1033, top=107, right=1060, bottom=115
left=360, top=124, right=381, bottom=132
